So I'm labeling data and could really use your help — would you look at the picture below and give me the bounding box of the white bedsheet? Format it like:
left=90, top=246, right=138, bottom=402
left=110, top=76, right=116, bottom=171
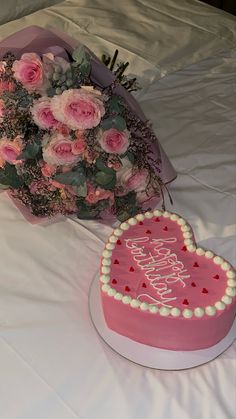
left=0, top=1, right=236, bottom=418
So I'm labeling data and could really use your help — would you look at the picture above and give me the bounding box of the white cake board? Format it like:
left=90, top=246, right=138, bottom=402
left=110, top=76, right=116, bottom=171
left=89, top=274, right=236, bottom=370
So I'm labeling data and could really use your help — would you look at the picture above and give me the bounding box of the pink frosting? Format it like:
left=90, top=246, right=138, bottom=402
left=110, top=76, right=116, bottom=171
left=109, top=219, right=227, bottom=308
left=102, top=296, right=236, bottom=350
left=101, top=213, right=236, bottom=350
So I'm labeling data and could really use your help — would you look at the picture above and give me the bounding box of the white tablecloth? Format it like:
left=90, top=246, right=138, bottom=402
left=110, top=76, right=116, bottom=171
left=0, top=1, right=236, bottom=418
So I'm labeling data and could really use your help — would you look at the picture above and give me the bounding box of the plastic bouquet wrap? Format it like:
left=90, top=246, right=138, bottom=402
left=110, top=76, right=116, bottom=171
left=0, top=27, right=176, bottom=223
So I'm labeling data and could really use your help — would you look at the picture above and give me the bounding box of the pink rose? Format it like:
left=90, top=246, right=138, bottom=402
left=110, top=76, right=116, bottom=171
left=98, top=128, right=130, bottom=154
left=51, top=88, right=105, bottom=130
left=0, top=137, right=22, bottom=165
left=126, top=169, right=149, bottom=192
left=31, top=97, right=59, bottom=130
left=0, top=99, right=5, bottom=122
left=71, top=138, right=86, bottom=155
left=12, top=53, right=45, bottom=91
left=42, top=133, right=81, bottom=166
left=0, top=80, right=15, bottom=93
left=116, top=158, right=149, bottom=195
left=85, top=183, right=113, bottom=204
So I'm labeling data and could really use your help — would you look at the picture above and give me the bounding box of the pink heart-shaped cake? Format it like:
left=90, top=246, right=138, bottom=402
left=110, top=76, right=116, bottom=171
left=100, top=210, right=236, bottom=350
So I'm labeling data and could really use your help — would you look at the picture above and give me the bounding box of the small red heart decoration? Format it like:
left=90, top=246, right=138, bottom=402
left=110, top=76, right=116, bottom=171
left=139, top=221, right=143, bottom=225
left=202, top=288, right=208, bottom=294
left=213, top=274, right=219, bottom=280
left=146, top=230, right=151, bottom=234
left=114, top=259, right=119, bottom=264
left=117, top=239, right=122, bottom=245
left=155, top=217, right=160, bottom=222
left=112, top=279, right=117, bottom=284
left=163, top=226, right=168, bottom=231
left=182, top=299, right=189, bottom=305
left=193, top=262, right=199, bottom=267
left=129, top=267, right=134, bottom=272
left=191, top=282, right=196, bottom=287
left=125, top=286, right=131, bottom=292
left=142, top=283, right=147, bottom=288
left=182, top=246, right=187, bottom=251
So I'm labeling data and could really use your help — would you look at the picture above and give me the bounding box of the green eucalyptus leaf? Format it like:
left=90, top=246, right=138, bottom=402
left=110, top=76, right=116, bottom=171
left=0, top=163, right=23, bottom=188
left=101, top=115, right=126, bottom=131
left=115, top=191, right=136, bottom=206
left=108, top=95, right=124, bottom=113
left=95, top=171, right=116, bottom=189
left=126, top=151, right=135, bottom=164
left=54, top=167, right=86, bottom=186
left=77, top=204, right=100, bottom=220
left=72, top=46, right=86, bottom=62
left=72, top=183, right=87, bottom=197
left=80, top=62, right=91, bottom=76
left=95, top=158, right=115, bottom=175
left=19, top=142, right=41, bottom=160
left=72, top=46, right=91, bottom=76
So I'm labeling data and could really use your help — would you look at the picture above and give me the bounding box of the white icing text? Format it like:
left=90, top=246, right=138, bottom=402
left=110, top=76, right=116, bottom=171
left=125, top=236, right=190, bottom=307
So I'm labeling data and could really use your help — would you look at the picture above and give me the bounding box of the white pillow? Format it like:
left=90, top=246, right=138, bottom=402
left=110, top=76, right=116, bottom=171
left=0, top=0, right=62, bottom=24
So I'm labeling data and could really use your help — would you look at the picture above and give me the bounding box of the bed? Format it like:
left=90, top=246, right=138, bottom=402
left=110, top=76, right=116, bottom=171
left=0, top=1, right=235, bottom=418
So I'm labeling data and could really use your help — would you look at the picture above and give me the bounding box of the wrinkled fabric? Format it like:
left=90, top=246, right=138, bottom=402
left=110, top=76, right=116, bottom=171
left=0, top=1, right=236, bottom=419
left=0, top=0, right=61, bottom=25
left=1, top=0, right=236, bottom=84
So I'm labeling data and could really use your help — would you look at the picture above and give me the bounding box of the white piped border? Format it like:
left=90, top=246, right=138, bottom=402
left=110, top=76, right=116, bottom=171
left=100, top=210, right=236, bottom=319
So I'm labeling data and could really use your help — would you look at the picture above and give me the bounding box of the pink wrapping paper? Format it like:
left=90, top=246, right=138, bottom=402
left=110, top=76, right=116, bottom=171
left=0, top=26, right=176, bottom=224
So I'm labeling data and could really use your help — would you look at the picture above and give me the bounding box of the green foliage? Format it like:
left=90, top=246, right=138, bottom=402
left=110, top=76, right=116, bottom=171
left=107, top=95, right=124, bottom=113
left=126, top=151, right=135, bottom=164
left=54, top=166, right=88, bottom=197
left=0, top=163, right=23, bottom=188
left=115, top=191, right=139, bottom=221
left=76, top=198, right=109, bottom=219
left=72, top=46, right=91, bottom=76
left=101, top=115, right=126, bottom=132
left=19, top=141, right=41, bottom=160
left=94, top=158, right=116, bottom=189
left=76, top=202, right=99, bottom=219
left=72, top=183, right=87, bottom=197
left=95, top=158, right=115, bottom=175
left=95, top=171, right=116, bottom=189
left=116, top=191, right=136, bottom=207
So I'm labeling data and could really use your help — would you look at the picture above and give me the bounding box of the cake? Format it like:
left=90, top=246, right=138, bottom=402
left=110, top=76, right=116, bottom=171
left=100, top=210, right=236, bottom=351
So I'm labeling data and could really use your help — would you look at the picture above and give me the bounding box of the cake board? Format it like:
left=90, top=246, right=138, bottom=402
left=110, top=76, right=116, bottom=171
left=89, top=274, right=236, bottom=370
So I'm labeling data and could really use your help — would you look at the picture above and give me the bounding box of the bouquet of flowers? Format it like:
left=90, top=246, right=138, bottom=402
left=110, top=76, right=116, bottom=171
left=0, top=27, right=175, bottom=222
